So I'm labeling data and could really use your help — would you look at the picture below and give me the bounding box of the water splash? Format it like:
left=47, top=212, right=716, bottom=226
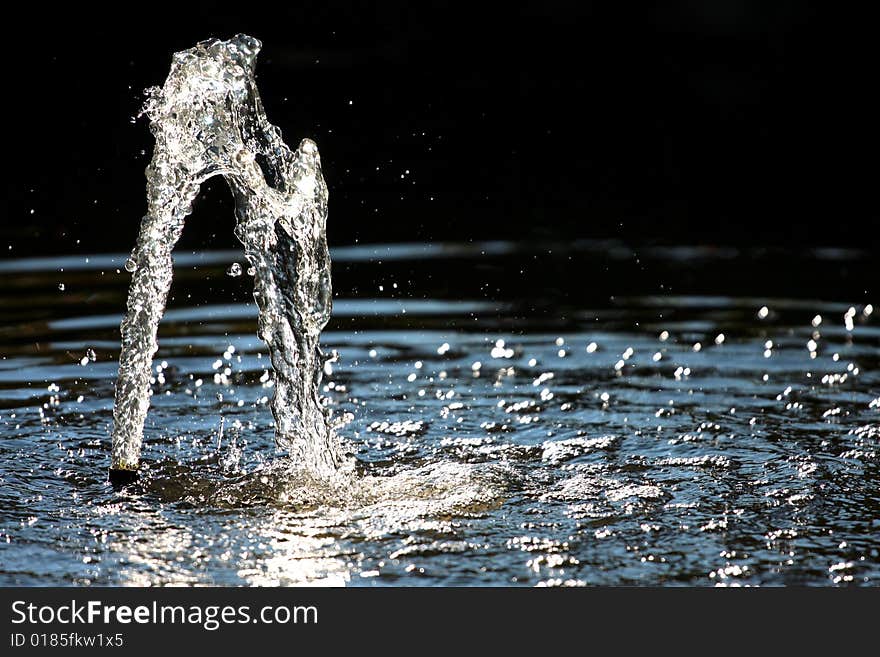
left=110, top=35, right=350, bottom=478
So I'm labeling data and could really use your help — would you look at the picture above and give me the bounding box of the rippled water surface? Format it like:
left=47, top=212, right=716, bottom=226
left=1, top=242, right=878, bottom=586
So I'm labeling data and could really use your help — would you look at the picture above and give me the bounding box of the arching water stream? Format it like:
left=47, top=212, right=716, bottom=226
left=111, top=35, right=348, bottom=478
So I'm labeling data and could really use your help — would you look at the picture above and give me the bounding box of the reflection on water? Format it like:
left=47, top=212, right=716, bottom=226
left=0, top=242, right=877, bottom=586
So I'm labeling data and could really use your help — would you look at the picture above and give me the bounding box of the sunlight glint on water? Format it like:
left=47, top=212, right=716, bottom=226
left=0, top=243, right=877, bottom=586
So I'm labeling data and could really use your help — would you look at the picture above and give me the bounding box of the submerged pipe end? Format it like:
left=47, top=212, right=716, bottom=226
left=109, top=467, right=139, bottom=487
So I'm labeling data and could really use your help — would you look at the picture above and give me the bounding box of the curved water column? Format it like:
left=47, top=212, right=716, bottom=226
left=110, top=35, right=349, bottom=480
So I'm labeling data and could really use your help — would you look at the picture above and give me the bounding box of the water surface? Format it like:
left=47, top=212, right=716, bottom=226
left=1, top=241, right=878, bottom=586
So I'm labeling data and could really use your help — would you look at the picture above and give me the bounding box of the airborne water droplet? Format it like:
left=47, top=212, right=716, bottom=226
left=227, top=262, right=242, bottom=277
left=124, top=257, right=138, bottom=273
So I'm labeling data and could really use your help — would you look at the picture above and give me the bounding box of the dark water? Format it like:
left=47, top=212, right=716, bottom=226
left=1, top=241, right=878, bottom=586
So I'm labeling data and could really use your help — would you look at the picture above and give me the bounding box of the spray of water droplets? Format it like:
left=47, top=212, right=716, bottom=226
left=111, top=35, right=351, bottom=479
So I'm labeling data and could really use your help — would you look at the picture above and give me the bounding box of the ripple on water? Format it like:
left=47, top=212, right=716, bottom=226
left=0, top=249, right=878, bottom=586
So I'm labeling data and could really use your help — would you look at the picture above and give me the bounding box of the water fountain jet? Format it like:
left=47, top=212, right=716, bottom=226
left=109, top=35, right=349, bottom=483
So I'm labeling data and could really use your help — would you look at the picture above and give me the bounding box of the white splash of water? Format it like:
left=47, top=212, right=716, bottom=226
left=111, top=35, right=350, bottom=479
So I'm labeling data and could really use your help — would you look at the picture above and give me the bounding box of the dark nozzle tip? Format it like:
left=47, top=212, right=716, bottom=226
left=109, top=468, right=139, bottom=487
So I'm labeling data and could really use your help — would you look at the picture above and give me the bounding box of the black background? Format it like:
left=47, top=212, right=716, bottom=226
left=3, top=2, right=878, bottom=256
